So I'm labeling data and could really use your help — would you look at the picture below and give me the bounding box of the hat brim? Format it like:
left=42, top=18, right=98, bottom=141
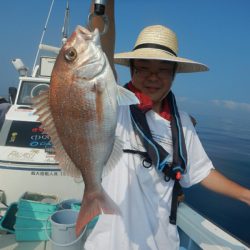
left=114, top=48, right=209, bottom=73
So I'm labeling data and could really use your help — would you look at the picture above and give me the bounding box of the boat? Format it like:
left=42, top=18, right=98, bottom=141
left=0, top=1, right=84, bottom=205
left=0, top=1, right=249, bottom=249
left=0, top=68, right=84, bottom=204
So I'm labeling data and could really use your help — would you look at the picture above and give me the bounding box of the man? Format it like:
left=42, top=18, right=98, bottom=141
left=83, top=1, right=250, bottom=249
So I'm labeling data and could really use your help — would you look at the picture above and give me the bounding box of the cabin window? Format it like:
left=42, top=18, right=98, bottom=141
left=17, top=82, right=49, bottom=105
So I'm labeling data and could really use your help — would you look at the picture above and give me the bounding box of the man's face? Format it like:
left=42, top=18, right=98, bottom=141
left=131, top=59, right=175, bottom=104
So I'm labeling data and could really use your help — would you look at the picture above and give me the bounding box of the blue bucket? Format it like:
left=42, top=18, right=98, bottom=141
left=58, top=199, right=81, bottom=210
left=47, top=209, right=85, bottom=250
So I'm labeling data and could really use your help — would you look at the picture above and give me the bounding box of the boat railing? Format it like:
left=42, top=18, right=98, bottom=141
left=177, top=203, right=249, bottom=250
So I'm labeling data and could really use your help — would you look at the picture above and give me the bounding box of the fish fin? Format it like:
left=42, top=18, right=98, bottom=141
left=32, top=91, right=81, bottom=177
left=75, top=188, right=121, bottom=237
left=54, top=147, right=81, bottom=177
left=102, top=136, right=124, bottom=178
left=116, top=85, right=140, bottom=106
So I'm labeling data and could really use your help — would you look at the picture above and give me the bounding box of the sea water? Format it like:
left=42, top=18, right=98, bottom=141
left=180, top=103, right=250, bottom=246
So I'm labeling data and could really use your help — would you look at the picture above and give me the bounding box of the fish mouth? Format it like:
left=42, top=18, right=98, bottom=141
left=76, top=25, right=93, bottom=37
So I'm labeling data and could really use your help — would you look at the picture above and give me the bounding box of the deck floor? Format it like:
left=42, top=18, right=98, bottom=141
left=0, top=233, right=52, bottom=250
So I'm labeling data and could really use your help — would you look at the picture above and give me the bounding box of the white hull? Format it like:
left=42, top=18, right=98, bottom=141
left=0, top=162, right=83, bottom=204
left=0, top=77, right=84, bottom=204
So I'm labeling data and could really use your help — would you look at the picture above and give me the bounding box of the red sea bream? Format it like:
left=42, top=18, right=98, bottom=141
left=33, top=25, right=138, bottom=236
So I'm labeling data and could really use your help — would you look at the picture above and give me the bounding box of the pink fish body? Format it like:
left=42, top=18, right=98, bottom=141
left=33, top=26, right=138, bottom=236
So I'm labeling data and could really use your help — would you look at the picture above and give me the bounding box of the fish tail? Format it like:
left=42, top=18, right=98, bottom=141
left=75, top=188, right=120, bottom=237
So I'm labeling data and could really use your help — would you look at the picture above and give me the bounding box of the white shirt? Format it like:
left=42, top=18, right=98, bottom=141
left=84, top=106, right=214, bottom=250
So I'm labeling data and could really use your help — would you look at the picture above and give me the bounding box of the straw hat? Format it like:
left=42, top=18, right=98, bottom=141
left=114, top=25, right=209, bottom=73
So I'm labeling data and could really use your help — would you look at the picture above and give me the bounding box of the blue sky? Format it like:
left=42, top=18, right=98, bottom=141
left=0, top=0, right=250, bottom=115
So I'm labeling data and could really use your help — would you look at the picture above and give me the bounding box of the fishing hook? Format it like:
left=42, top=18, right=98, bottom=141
left=88, top=0, right=109, bottom=35
left=88, top=13, right=109, bottom=36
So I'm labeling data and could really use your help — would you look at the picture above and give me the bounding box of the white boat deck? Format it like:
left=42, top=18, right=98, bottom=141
left=0, top=233, right=50, bottom=250
left=0, top=203, right=249, bottom=250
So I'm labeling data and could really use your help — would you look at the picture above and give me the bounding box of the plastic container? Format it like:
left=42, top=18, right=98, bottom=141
left=58, top=199, right=81, bottom=210
left=71, top=202, right=81, bottom=211
left=0, top=202, right=18, bottom=233
left=48, top=209, right=85, bottom=250
left=15, top=216, right=50, bottom=228
left=15, top=191, right=57, bottom=241
left=18, top=192, right=58, bottom=213
left=16, top=208, right=53, bottom=220
left=15, top=226, right=51, bottom=241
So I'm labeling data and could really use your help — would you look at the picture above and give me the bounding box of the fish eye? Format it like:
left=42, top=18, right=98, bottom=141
left=64, top=47, right=77, bottom=62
